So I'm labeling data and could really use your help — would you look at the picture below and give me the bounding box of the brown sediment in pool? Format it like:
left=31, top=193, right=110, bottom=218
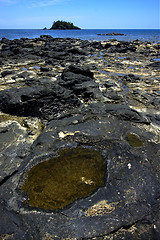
left=21, top=147, right=106, bottom=210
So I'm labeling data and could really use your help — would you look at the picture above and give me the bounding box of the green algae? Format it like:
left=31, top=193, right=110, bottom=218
left=127, top=133, right=144, bottom=148
left=0, top=114, right=26, bottom=124
left=21, top=147, right=106, bottom=210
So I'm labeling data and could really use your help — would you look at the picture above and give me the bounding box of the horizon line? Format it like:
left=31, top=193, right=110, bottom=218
left=0, top=28, right=159, bottom=30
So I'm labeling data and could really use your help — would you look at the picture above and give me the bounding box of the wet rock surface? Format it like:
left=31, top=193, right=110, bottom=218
left=21, top=147, right=105, bottom=210
left=0, top=36, right=160, bottom=239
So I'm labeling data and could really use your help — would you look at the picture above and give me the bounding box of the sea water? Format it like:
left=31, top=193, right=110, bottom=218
left=0, top=29, right=159, bottom=42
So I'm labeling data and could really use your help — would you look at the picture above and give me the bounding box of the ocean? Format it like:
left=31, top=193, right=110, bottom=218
left=0, top=29, right=159, bottom=42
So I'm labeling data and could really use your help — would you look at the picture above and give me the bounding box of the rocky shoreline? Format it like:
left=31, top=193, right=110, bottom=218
left=0, top=36, right=160, bottom=239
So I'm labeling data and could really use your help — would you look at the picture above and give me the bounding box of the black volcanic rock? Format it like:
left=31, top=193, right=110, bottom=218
left=1, top=70, right=15, bottom=77
left=147, top=61, right=160, bottom=69
left=105, top=41, right=137, bottom=53
left=0, top=83, right=81, bottom=120
left=63, top=65, right=94, bottom=78
left=0, top=36, right=160, bottom=240
left=57, top=65, right=103, bottom=101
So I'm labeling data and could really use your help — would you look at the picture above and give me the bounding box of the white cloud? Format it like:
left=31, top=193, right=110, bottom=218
left=0, top=0, right=17, bottom=4
left=31, top=0, right=69, bottom=8
left=0, top=0, right=69, bottom=7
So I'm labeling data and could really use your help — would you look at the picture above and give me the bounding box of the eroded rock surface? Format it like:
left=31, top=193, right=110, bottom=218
left=0, top=36, right=160, bottom=239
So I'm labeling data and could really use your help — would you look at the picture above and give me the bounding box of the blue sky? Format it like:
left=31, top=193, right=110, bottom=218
left=0, top=0, right=159, bottom=29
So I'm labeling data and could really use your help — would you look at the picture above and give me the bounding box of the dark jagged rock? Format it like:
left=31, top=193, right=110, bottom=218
left=63, top=65, right=94, bottom=78
left=57, top=65, right=103, bottom=101
left=105, top=41, right=137, bottom=53
left=68, top=47, right=86, bottom=55
left=0, top=83, right=80, bottom=120
left=90, top=41, right=103, bottom=49
left=104, top=104, right=150, bottom=123
left=40, top=66, right=51, bottom=72
left=147, top=61, right=160, bottom=69
left=0, top=36, right=159, bottom=239
left=123, top=73, right=141, bottom=82
left=1, top=70, right=15, bottom=78
left=104, top=42, right=112, bottom=49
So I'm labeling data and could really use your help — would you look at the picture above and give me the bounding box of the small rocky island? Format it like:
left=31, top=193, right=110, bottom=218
left=0, top=35, right=160, bottom=239
left=97, top=32, right=125, bottom=36
left=49, top=20, right=81, bottom=30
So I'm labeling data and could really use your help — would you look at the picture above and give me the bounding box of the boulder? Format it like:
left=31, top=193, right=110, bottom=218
left=0, top=83, right=80, bottom=120
left=106, top=41, right=137, bottom=53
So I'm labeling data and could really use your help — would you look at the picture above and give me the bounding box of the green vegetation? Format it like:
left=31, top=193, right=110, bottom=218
left=21, top=147, right=105, bottom=210
left=50, top=20, right=81, bottom=30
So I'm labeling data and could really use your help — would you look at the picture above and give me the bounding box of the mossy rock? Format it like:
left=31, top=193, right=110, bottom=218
left=127, top=132, right=144, bottom=148
left=0, top=114, right=25, bottom=125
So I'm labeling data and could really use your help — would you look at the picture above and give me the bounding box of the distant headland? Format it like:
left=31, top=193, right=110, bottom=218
left=43, top=20, right=81, bottom=30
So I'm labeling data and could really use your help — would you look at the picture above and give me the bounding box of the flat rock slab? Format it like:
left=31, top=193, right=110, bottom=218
left=0, top=109, right=160, bottom=239
left=0, top=118, right=42, bottom=183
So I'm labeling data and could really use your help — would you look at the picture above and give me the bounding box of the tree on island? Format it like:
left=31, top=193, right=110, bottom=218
left=50, top=20, right=81, bottom=30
